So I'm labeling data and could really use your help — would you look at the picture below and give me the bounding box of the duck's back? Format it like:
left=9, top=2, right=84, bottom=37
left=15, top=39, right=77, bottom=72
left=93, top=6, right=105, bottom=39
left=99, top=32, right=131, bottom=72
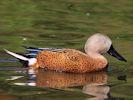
left=36, top=49, right=106, bottom=73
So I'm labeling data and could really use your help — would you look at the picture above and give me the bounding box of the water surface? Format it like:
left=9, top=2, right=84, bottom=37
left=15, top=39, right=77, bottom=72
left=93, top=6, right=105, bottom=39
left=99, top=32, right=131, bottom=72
left=0, top=0, right=133, bottom=100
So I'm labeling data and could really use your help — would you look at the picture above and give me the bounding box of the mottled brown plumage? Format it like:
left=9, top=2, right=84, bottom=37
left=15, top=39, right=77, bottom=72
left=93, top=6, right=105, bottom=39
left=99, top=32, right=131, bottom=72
left=33, top=49, right=107, bottom=73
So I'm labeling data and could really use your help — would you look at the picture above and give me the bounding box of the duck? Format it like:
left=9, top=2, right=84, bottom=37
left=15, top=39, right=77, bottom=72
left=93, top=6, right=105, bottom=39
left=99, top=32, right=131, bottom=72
left=4, top=33, right=127, bottom=73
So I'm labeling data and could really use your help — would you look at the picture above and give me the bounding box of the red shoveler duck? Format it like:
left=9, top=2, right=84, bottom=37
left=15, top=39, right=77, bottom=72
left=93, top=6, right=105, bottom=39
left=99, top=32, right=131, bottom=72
left=4, top=33, right=127, bottom=73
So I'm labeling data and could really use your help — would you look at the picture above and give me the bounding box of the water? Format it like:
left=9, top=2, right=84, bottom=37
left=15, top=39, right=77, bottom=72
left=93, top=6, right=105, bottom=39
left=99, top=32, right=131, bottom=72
left=0, top=57, right=132, bottom=100
left=0, top=0, right=133, bottom=100
left=0, top=66, right=127, bottom=100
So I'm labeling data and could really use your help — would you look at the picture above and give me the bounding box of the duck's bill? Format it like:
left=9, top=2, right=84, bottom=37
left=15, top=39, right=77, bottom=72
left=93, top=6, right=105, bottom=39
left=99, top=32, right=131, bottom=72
left=107, top=45, right=127, bottom=62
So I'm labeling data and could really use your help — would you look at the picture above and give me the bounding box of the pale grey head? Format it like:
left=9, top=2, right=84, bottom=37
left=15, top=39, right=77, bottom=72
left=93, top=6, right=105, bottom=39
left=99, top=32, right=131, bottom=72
left=85, top=33, right=127, bottom=62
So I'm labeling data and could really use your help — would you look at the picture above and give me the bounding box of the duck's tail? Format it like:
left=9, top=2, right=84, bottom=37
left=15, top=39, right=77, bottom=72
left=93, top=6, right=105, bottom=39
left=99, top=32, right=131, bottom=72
left=4, top=49, right=37, bottom=67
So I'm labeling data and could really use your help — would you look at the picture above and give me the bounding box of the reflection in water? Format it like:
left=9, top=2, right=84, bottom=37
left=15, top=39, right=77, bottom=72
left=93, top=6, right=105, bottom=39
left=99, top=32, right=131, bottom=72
left=83, top=83, right=109, bottom=100
left=32, top=69, right=109, bottom=99
left=14, top=69, right=109, bottom=99
left=36, top=70, right=107, bottom=89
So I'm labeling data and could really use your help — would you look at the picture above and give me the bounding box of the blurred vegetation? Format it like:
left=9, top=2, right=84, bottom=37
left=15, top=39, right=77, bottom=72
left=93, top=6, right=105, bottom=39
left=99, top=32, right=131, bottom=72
left=0, top=0, right=132, bottom=50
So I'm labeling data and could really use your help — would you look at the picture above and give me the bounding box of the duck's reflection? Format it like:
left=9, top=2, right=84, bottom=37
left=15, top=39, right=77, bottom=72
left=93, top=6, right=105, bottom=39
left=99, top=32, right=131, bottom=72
left=36, top=70, right=107, bottom=88
left=82, top=83, right=109, bottom=100
left=34, top=69, right=109, bottom=99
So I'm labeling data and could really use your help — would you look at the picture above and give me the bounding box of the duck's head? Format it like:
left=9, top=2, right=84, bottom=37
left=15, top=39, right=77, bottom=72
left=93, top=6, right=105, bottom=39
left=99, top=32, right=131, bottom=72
left=85, top=33, right=127, bottom=62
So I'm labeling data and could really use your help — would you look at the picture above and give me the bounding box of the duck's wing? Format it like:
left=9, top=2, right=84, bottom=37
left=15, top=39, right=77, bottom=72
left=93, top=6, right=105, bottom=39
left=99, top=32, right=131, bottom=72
left=23, top=46, right=66, bottom=58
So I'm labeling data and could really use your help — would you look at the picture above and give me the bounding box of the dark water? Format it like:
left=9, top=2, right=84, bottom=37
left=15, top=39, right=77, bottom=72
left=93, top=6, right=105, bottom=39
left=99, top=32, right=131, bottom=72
left=0, top=0, right=133, bottom=100
left=0, top=67, right=121, bottom=100
left=0, top=57, right=132, bottom=100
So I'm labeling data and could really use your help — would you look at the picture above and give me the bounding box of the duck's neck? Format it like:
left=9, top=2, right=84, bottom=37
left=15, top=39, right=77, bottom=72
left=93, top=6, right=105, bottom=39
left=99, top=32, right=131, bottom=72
left=87, top=52, right=108, bottom=69
left=87, top=52, right=105, bottom=59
